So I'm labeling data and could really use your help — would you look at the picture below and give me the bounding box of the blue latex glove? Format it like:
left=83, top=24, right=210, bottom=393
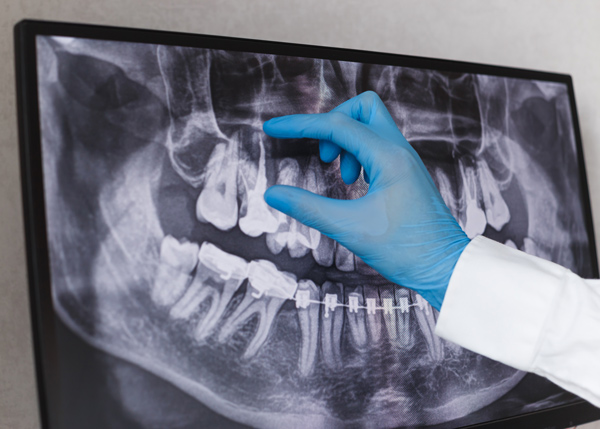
left=263, top=91, right=470, bottom=311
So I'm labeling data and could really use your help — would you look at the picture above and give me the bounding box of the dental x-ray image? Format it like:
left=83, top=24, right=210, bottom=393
left=35, top=34, right=594, bottom=429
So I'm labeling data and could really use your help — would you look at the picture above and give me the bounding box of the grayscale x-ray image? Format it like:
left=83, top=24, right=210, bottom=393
left=36, top=35, right=594, bottom=428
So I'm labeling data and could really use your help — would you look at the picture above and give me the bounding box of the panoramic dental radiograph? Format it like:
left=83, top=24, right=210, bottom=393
left=36, top=36, right=594, bottom=428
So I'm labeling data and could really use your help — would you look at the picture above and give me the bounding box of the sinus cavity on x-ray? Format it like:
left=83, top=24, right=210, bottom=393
left=36, top=35, right=594, bottom=428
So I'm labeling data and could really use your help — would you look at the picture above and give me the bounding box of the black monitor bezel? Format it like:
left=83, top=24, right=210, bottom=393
left=14, top=19, right=600, bottom=429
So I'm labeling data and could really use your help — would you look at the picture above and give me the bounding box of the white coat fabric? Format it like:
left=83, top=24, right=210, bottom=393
left=435, top=235, right=600, bottom=408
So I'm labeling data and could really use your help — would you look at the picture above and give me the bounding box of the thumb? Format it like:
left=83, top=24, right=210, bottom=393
left=264, top=185, right=351, bottom=238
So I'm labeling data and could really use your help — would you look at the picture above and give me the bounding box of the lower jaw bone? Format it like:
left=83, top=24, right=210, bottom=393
left=411, top=291, right=444, bottom=362
left=196, top=141, right=239, bottom=231
left=169, top=243, right=248, bottom=344
left=296, top=280, right=320, bottom=377
left=393, top=287, right=414, bottom=350
left=218, top=260, right=296, bottom=359
left=345, top=286, right=368, bottom=352
left=320, top=281, right=344, bottom=370
left=151, top=235, right=199, bottom=307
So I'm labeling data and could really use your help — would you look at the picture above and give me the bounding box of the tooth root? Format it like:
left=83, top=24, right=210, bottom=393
left=300, top=159, right=323, bottom=250
left=296, top=280, right=320, bottom=376
left=411, top=291, right=444, bottom=362
left=335, top=242, right=355, bottom=272
left=435, top=168, right=459, bottom=219
left=216, top=288, right=286, bottom=359
left=380, top=286, right=398, bottom=343
left=217, top=290, right=284, bottom=358
left=478, top=160, right=510, bottom=232
left=320, top=282, right=344, bottom=370
left=218, top=260, right=295, bottom=359
left=312, top=234, right=335, bottom=267
left=243, top=297, right=287, bottom=359
left=238, top=136, right=280, bottom=237
left=170, top=242, right=248, bottom=340
left=170, top=280, right=215, bottom=320
left=345, top=286, right=368, bottom=352
left=393, top=287, right=415, bottom=350
left=459, top=158, right=487, bottom=238
left=196, top=141, right=239, bottom=231
left=363, top=286, right=382, bottom=345
left=217, top=289, right=256, bottom=342
left=152, top=236, right=199, bottom=306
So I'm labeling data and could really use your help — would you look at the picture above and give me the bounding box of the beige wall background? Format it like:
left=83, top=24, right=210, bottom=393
left=1, top=1, right=600, bottom=428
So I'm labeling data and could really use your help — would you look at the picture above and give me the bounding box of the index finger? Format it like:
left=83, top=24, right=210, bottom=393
left=263, top=111, right=387, bottom=174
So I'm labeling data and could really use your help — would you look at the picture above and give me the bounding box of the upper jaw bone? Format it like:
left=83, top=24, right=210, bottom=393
left=238, top=135, right=280, bottom=237
left=151, top=235, right=200, bottom=307
left=157, top=46, right=225, bottom=188
left=218, top=260, right=297, bottom=359
left=169, top=242, right=248, bottom=344
left=196, top=140, right=240, bottom=231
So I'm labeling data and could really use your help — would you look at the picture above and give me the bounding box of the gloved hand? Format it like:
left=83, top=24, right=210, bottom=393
left=262, top=91, right=470, bottom=311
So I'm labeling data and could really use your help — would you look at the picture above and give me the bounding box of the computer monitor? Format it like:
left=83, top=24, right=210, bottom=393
left=15, top=20, right=600, bottom=429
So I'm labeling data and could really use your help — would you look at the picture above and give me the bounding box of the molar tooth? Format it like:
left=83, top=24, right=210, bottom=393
left=238, top=135, right=280, bottom=237
left=218, top=260, right=296, bottom=359
left=169, top=243, right=248, bottom=343
left=196, top=141, right=239, bottom=231
left=393, top=287, right=415, bottom=350
left=458, top=158, right=487, bottom=238
left=345, top=286, right=368, bottom=352
left=320, top=282, right=344, bottom=370
left=363, top=286, right=382, bottom=345
left=335, top=242, right=355, bottom=272
left=296, top=280, right=320, bottom=377
left=266, top=158, right=315, bottom=258
left=411, top=291, right=444, bottom=362
left=478, top=160, right=510, bottom=231
left=151, top=236, right=200, bottom=307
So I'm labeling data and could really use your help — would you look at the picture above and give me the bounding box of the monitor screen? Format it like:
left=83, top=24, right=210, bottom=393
left=16, top=21, right=599, bottom=429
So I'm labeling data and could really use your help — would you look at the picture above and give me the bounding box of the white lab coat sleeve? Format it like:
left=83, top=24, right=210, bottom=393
left=435, top=235, right=600, bottom=408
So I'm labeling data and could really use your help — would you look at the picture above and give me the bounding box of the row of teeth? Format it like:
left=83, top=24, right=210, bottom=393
left=295, top=289, right=430, bottom=316
left=152, top=235, right=444, bottom=376
left=191, top=133, right=378, bottom=272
